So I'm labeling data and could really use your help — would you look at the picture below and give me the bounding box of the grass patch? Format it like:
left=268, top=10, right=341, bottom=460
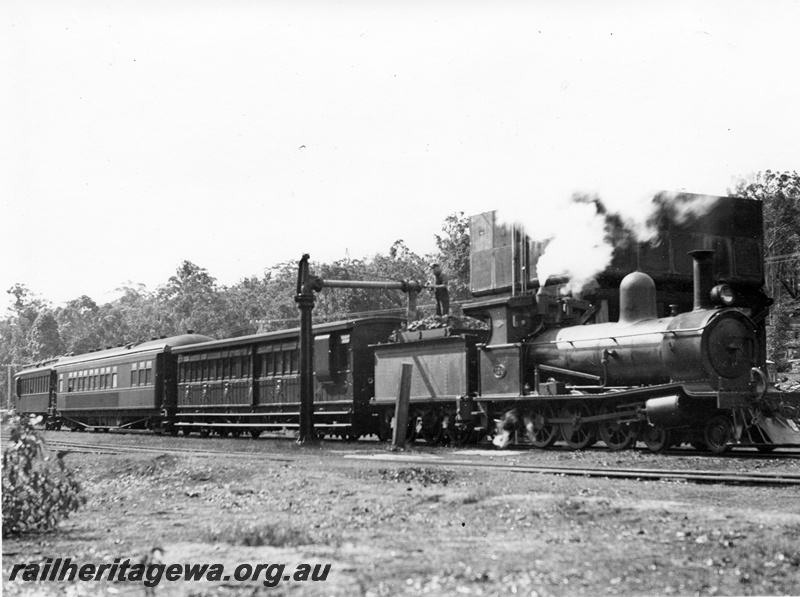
left=104, top=454, right=180, bottom=479
left=202, top=520, right=315, bottom=547
left=378, top=467, right=454, bottom=486
left=462, top=486, right=497, bottom=504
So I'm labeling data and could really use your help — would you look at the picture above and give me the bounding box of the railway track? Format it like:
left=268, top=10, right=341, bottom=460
left=346, top=453, right=800, bottom=487
left=0, top=434, right=295, bottom=461
left=4, top=429, right=800, bottom=487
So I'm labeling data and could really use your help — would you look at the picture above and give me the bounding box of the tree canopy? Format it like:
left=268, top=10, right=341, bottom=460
left=732, top=170, right=800, bottom=370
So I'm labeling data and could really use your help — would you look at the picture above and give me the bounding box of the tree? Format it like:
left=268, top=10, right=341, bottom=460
left=157, top=261, right=228, bottom=337
left=733, top=170, right=800, bottom=370
left=431, top=212, right=471, bottom=304
left=54, top=296, right=103, bottom=355
left=27, top=310, right=62, bottom=361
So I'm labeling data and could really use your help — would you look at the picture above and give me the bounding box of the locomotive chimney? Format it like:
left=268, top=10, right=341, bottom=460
left=689, top=250, right=715, bottom=312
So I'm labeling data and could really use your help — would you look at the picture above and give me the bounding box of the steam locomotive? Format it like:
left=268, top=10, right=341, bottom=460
left=372, top=193, right=799, bottom=453
left=14, top=193, right=800, bottom=452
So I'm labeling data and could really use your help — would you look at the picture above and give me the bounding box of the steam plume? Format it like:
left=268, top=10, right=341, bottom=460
left=499, top=190, right=723, bottom=296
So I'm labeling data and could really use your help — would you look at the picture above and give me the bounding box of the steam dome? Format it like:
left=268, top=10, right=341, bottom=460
left=619, top=272, right=657, bottom=324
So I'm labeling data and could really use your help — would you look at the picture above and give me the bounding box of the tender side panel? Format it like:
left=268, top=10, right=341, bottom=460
left=374, top=337, right=469, bottom=404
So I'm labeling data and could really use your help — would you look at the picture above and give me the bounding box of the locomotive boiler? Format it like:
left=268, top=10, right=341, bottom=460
left=526, top=252, right=757, bottom=390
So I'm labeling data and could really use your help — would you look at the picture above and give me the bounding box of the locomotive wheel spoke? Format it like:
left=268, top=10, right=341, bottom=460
left=704, top=415, right=733, bottom=454
left=524, top=403, right=558, bottom=448
left=641, top=425, right=670, bottom=452
left=559, top=402, right=597, bottom=450
left=598, top=404, right=637, bottom=451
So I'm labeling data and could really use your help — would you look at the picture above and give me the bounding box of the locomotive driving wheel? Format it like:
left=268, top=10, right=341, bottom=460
left=597, top=404, right=638, bottom=451
left=559, top=401, right=597, bottom=450
left=524, top=403, right=558, bottom=448
left=704, top=415, right=733, bottom=454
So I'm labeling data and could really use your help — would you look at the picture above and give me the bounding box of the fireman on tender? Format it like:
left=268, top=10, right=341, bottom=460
left=428, top=263, right=450, bottom=317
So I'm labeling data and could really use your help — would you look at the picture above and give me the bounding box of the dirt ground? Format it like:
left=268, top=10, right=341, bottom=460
left=3, top=432, right=800, bottom=596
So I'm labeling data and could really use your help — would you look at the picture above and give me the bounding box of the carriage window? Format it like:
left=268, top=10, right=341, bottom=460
left=231, top=357, right=241, bottom=379
left=264, top=353, right=273, bottom=377
left=145, top=361, right=153, bottom=385
left=131, top=363, right=138, bottom=386
left=59, top=374, right=64, bottom=393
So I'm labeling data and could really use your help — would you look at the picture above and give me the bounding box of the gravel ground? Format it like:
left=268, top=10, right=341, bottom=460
left=3, top=431, right=800, bottom=596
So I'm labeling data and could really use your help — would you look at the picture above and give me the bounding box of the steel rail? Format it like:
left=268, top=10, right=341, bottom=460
left=344, top=454, right=800, bottom=486
left=0, top=436, right=294, bottom=461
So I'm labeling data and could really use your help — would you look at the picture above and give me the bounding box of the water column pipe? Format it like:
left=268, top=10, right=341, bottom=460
left=294, top=254, right=422, bottom=443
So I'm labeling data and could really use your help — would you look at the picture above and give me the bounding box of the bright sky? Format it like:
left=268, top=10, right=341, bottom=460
left=2, top=1, right=799, bottom=312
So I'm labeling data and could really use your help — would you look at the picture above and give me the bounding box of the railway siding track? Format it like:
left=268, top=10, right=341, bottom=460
left=345, top=453, right=800, bottom=487
left=0, top=435, right=295, bottom=461
left=3, top=430, right=800, bottom=486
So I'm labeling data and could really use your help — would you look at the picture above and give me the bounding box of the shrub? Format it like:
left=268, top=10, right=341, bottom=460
left=2, top=414, right=85, bottom=537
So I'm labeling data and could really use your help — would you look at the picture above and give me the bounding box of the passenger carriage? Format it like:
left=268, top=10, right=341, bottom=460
left=48, top=334, right=211, bottom=431
left=168, top=317, right=403, bottom=438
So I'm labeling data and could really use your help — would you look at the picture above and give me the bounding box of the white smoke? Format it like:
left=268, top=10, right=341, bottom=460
left=498, top=189, right=723, bottom=296
left=499, top=197, right=615, bottom=295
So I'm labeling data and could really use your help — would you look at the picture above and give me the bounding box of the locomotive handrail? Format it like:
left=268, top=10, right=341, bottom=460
left=526, top=324, right=716, bottom=346
left=537, top=364, right=601, bottom=382
left=477, top=342, right=523, bottom=350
